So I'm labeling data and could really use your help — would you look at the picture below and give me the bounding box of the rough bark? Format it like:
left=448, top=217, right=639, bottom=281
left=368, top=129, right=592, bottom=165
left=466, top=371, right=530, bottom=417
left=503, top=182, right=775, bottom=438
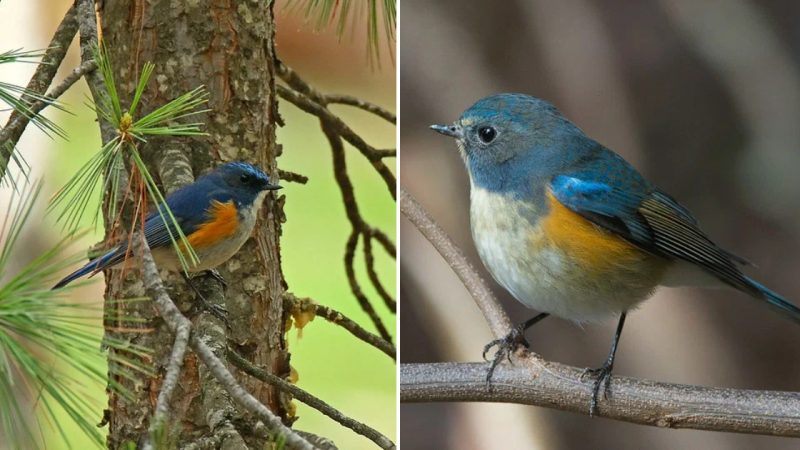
left=99, top=1, right=288, bottom=447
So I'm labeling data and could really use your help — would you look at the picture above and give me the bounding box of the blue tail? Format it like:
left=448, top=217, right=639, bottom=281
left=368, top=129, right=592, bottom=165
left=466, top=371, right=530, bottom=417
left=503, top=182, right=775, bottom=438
left=745, top=277, right=800, bottom=323
left=52, top=247, right=125, bottom=289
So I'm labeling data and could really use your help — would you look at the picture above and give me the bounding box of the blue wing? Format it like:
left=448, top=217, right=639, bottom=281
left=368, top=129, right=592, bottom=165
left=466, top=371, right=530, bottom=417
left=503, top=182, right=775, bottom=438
left=550, top=171, right=800, bottom=321
left=53, top=181, right=234, bottom=289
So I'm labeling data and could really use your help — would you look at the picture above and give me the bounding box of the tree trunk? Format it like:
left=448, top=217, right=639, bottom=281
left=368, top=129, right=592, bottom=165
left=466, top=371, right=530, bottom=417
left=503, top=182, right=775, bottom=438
left=99, top=1, right=289, bottom=447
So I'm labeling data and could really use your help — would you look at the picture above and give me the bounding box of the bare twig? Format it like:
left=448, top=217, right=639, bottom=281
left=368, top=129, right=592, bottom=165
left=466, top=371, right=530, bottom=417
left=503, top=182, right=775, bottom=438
left=278, top=169, right=309, bottom=184
left=283, top=293, right=395, bottom=359
left=324, top=94, right=396, bottom=124
left=326, top=122, right=393, bottom=341
left=276, top=60, right=397, bottom=347
left=399, top=188, right=511, bottom=337
left=363, top=233, right=396, bottom=312
left=277, top=84, right=396, bottom=198
left=136, top=234, right=316, bottom=450
left=227, top=348, right=396, bottom=449
left=401, top=362, right=800, bottom=437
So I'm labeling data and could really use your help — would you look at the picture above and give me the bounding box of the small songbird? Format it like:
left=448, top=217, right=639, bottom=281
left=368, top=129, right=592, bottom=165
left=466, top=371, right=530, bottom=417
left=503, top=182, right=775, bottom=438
left=431, top=93, right=800, bottom=415
left=53, top=162, right=281, bottom=290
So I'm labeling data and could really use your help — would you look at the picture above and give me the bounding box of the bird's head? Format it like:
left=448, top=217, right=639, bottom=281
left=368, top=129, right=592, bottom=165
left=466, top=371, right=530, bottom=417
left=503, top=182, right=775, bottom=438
left=214, top=162, right=281, bottom=199
left=431, top=93, right=586, bottom=188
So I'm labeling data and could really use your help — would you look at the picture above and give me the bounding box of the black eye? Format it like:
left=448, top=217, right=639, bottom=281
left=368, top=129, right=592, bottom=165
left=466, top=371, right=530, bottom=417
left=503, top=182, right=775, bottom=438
left=240, top=173, right=251, bottom=183
left=477, top=126, right=497, bottom=143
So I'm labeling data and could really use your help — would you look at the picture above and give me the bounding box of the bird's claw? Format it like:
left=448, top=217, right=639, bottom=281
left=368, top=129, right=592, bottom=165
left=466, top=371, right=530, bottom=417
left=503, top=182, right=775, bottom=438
left=204, top=269, right=227, bottom=290
left=583, top=364, right=613, bottom=416
left=481, top=327, right=530, bottom=391
left=200, top=300, right=229, bottom=323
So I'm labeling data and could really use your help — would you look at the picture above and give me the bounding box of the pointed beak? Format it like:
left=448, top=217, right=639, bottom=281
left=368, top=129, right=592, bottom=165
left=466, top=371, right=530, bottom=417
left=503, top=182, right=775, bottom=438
left=266, top=183, right=282, bottom=191
left=430, top=123, right=463, bottom=139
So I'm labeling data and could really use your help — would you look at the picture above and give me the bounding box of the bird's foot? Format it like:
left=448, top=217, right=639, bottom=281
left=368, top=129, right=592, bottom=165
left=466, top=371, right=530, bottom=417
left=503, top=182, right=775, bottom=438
left=204, top=269, right=227, bottom=290
left=182, top=272, right=229, bottom=326
left=581, top=362, right=614, bottom=416
left=197, top=298, right=229, bottom=324
left=481, top=326, right=530, bottom=391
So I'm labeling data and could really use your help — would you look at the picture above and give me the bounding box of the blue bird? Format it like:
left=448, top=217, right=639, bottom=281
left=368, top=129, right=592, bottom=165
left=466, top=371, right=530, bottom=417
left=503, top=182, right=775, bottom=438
left=431, top=93, right=799, bottom=415
left=53, top=162, right=281, bottom=293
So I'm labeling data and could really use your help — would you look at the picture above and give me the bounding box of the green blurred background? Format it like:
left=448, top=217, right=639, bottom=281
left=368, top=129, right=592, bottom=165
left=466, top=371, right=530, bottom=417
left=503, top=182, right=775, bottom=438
left=0, top=1, right=396, bottom=449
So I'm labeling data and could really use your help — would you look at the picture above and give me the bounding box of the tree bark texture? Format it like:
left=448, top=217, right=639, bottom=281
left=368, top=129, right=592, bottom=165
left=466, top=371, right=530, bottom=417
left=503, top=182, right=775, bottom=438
left=99, top=1, right=288, bottom=448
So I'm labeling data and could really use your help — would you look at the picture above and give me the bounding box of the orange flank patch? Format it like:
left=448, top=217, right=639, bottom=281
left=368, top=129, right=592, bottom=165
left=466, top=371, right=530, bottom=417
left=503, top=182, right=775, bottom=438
left=187, top=200, right=239, bottom=249
left=542, top=190, right=644, bottom=272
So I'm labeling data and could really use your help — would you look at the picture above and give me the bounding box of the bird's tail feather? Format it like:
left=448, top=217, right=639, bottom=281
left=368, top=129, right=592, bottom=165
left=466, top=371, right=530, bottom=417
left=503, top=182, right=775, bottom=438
left=52, top=247, right=125, bottom=289
left=745, top=277, right=800, bottom=324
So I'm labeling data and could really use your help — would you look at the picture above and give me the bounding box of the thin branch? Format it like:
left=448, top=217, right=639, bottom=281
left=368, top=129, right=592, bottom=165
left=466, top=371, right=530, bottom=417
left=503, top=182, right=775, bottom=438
left=283, top=293, right=395, bottom=359
left=324, top=94, right=395, bottom=124
left=399, top=188, right=511, bottom=337
left=227, top=348, right=396, bottom=450
left=145, top=324, right=189, bottom=450
left=136, top=234, right=317, bottom=450
left=0, top=4, right=79, bottom=181
left=401, top=362, right=800, bottom=437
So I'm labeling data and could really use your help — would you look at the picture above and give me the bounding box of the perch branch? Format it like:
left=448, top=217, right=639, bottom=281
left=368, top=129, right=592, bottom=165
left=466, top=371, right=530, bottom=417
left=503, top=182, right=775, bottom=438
left=401, top=362, right=800, bottom=437
left=227, top=348, right=396, bottom=450
left=283, top=293, right=395, bottom=359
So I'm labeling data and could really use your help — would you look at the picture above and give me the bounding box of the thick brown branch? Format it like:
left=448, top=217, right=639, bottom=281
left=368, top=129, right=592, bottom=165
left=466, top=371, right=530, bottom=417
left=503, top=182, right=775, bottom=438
left=401, top=361, right=800, bottom=437
left=283, top=293, right=395, bottom=359
left=227, top=348, right=396, bottom=449
left=399, top=188, right=511, bottom=337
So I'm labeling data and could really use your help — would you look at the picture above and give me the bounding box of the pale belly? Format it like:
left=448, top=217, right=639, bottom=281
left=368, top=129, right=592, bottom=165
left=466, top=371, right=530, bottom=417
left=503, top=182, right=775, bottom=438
left=470, top=186, right=667, bottom=323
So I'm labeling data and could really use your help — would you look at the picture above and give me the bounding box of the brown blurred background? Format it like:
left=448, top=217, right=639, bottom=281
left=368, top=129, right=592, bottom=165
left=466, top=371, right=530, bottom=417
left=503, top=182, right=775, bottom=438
left=400, top=1, right=800, bottom=449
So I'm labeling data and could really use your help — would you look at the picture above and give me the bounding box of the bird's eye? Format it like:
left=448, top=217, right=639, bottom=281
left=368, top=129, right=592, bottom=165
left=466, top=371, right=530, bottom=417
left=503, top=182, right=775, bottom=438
left=240, top=173, right=251, bottom=183
left=477, top=126, right=497, bottom=144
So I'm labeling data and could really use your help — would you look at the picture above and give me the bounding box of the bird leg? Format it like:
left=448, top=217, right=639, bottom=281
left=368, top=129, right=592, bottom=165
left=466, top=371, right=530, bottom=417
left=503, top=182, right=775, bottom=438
left=482, top=312, right=549, bottom=389
left=203, top=269, right=227, bottom=290
left=181, top=272, right=228, bottom=323
left=582, top=312, right=626, bottom=416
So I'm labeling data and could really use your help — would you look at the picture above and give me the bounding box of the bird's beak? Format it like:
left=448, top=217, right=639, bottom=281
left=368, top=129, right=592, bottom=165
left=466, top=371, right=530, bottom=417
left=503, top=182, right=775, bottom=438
left=266, top=183, right=282, bottom=191
left=430, top=123, right=463, bottom=139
